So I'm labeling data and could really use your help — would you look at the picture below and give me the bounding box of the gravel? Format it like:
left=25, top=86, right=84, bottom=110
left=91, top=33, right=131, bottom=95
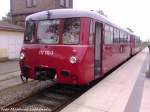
left=0, top=80, right=54, bottom=107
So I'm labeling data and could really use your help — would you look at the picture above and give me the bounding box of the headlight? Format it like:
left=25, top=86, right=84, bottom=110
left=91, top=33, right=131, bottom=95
left=69, top=56, right=77, bottom=64
left=20, top=52, right=25, bottom=60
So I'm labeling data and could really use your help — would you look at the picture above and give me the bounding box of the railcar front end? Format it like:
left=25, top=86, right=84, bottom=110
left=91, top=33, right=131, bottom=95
left=20, top=17, right=94, bottom=85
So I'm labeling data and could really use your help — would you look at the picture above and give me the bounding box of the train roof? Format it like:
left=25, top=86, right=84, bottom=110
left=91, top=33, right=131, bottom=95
left=26, top=9, right=130, bottom=34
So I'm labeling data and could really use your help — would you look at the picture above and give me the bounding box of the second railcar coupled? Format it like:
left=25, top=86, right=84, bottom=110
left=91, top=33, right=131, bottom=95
left=20, top=9, right=142, bottom=85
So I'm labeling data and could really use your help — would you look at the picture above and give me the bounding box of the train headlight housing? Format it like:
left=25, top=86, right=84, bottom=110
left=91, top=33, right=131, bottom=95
left=69, top=56, right=77, bottom=64
left=20, top=52, right=25, bottom=60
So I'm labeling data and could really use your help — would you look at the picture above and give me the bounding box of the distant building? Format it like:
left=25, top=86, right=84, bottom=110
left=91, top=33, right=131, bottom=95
left=0, top=21, right=24, bottom=60
left=10, top=0, right=73, bottom=27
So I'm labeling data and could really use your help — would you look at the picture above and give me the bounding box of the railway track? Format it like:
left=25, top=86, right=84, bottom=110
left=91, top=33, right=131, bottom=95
left=0, top=84, right=89, bottom=112
left=0, top=70, right=20, bottom=82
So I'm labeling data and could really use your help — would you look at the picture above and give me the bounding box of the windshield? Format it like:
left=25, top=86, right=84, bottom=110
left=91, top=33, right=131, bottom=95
left=62, top=18, right=80, bottom=44
left=34, top=18, right=80, bottom=45
left=24, top=21, right=35, bottom=43
left=37, top=19, right=60, bottom=44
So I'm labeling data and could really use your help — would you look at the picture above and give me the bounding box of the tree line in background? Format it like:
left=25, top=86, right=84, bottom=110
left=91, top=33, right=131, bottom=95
left=1, top=12, right=12, bottom=23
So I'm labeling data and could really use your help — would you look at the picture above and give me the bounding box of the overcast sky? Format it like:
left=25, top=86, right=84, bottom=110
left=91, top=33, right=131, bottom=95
left=0, top=0, right=149, bottom=41
left=0, top=0, right=10, bottom=19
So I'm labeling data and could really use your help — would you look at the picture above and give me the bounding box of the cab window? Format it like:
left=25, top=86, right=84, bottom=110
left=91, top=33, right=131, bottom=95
left=24, top=21, right=35, bottom=43
left=37, top=19, right=60, bottom=44
left=62, top=18, right=80, bottom=44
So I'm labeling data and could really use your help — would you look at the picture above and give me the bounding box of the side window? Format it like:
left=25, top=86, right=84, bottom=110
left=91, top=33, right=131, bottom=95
left=89, top=20, right=95, bottom=45
left=24, top=21, right=35, bottom=43
left=135, top=37, right=141, bottom=45
left=105, top=25, right=113, bottom=44
left=120, top=32, right=127, bottom=43
left=114, top=28, right=119, bottom=43
left=110, top=27, right=113, bottom=43
left=124, top=33, right=128, bottom=43
left=138, top=38, right=141, bottom=44
left=119, top=31, right=124, bottom=43
left=128, top=34, right=130, bottom=43
left=135, top=37, right=138, bottom=45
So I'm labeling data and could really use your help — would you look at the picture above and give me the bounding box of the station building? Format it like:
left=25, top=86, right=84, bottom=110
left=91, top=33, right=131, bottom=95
left=0, top=21, right=24, bottom=61
left=0, top=0, right=73, bottom=61
left=10, top=0, right=73, bottom=27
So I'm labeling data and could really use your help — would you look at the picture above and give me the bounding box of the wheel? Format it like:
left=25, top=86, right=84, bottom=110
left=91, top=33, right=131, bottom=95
left=20, top=74, right=28, bottom=83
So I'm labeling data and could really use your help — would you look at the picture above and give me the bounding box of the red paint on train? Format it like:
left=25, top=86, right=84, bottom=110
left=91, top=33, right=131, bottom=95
left=20, top=9, right=143, bottom=85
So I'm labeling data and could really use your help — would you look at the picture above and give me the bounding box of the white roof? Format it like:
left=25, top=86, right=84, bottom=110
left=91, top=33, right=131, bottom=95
left=26, top=9, right=130, bottom=33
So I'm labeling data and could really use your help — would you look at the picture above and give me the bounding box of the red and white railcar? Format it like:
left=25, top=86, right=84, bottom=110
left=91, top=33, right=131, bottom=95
left=20, top=9, right=141, bottom=85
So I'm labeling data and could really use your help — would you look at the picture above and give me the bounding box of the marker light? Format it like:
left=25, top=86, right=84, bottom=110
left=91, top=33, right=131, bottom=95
left=20, top=52, right=25, bottom=60
left=69, top=56, right=77, bottom=64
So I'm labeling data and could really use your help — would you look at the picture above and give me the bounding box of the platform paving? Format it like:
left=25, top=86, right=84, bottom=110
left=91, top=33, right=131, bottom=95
left=140, top=65, right=150, bottom=112
left=0, top=60, right=20, bottom=74
left=61, top=48, right=148, bottom=112
left=0, top=60, right=22, bottom=90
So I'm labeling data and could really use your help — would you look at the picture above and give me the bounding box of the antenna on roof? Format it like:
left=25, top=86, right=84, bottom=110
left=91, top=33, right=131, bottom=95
left=97, top=10, right=108, bottom=17
left=46, top=11, right=51, bottom=19
left=127, top=27, right=134, bottom=32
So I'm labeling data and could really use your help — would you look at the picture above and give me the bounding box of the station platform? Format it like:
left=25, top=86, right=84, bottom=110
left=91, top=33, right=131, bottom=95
left=61, top=48, right=150, bottom=112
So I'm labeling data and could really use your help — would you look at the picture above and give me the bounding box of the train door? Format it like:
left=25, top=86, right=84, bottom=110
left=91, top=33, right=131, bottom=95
left=130, top=35, right=135, bottom=55
left=94, top=22, right=102, bottom=78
